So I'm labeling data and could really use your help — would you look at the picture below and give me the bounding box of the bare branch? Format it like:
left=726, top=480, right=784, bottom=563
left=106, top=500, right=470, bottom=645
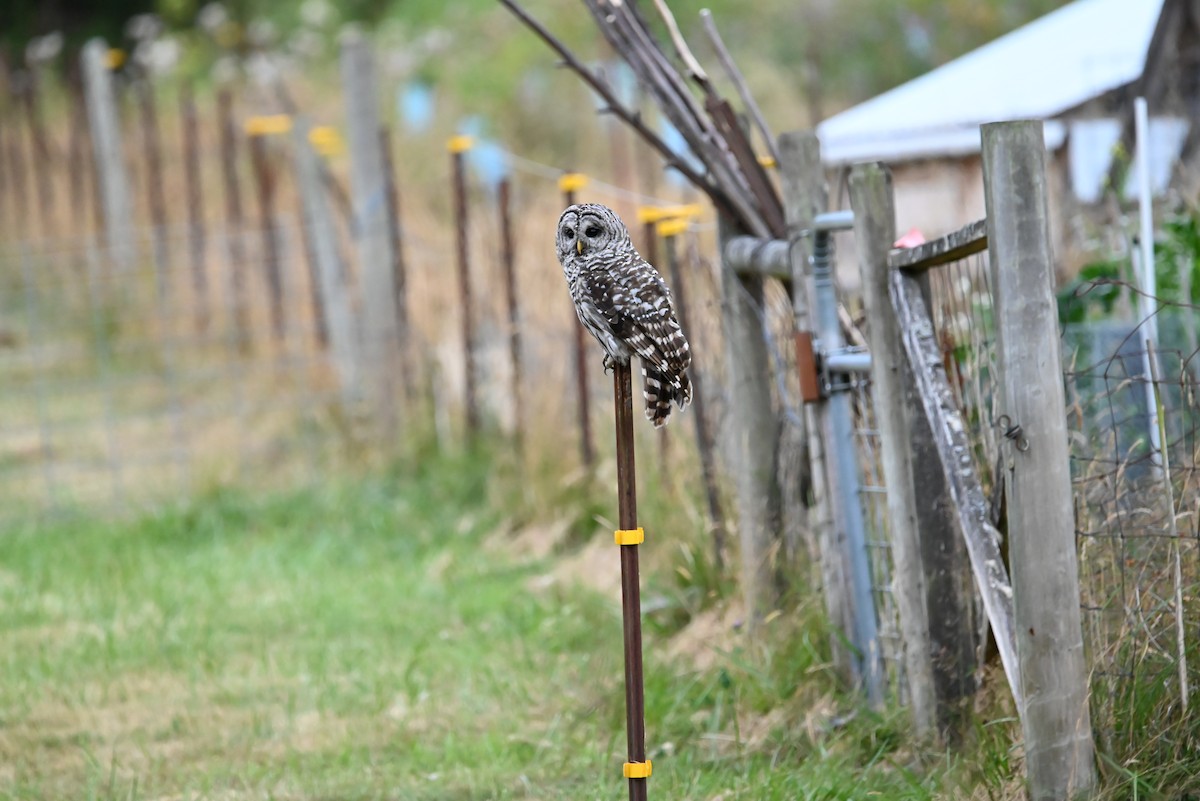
left=497, top=0, right=721, bottom=201
left=700, top=9, right=780, bottom=163
left=651, top=0, right=711, bottom=88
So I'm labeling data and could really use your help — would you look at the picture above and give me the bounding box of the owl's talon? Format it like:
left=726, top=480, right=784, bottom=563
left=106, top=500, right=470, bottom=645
left=602, top=354, right=616, bottom=374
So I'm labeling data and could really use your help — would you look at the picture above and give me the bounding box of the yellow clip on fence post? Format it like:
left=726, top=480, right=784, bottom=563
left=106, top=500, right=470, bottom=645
left=614, top=527, right=645, bottom=546
left=447, top=134, right=474, bottom=154
left=656, top=218, right=689, bottom=238
left=558, top=173, right=589, bottom=194
left=623, top=760, right=652, bottom=779
left=637, top=206, right=668, bottom=225
left=244, top=114, right=293, bottom=137
left=758, top=155, right=777, bottom=169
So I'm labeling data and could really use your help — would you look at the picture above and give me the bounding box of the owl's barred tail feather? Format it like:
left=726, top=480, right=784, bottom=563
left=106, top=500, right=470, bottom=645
left=642, top=363, right=692, bottom=428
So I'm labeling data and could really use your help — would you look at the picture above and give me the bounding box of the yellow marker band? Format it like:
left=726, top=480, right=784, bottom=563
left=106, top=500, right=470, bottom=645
left=656, top=218, right=689, bottom=238
left=758, top=155, right=777, bottom=168
left=638, top=206, right=668, bottom=224
left=623, top=760, right=652, bottom=779
left=614, top=527, right=644, bottom=546
left=245, top=114, right=293, bottom=137
left=558, top=173, right=588, bottom=193
left=106, top=49, right=127, bottom=70
left=447, top=135, right=474, bottom=154
left=308, top=125, right=345, bottom=156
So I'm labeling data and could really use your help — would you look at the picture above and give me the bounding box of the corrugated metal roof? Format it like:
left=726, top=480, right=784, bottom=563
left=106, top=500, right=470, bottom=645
left=817, top=0, right=1165, bottom=165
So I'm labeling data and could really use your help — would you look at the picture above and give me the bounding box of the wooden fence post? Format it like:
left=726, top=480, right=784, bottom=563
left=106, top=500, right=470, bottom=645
left=81, top=38, right=135, bottom=272
left=294, top=117, right=362, bottom=404
left=340, top=28, right=402, bottom=429
left=776, top=131, right=853, bottom=677
left=982, top=120, right=1096, bottom=801
left=180, top=83, right=209, bottom=334
left=717, top=214, right=780, bottom=624
left=216, top=88, right=251, bottom=353
left=850, top=163, right=937, bottom=737
left=449, top=136, right=480, bottom=436
left=248, top=131, right=285, bottom=342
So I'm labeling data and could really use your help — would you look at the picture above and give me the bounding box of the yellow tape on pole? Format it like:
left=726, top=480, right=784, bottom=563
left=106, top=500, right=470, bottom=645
left=558, top=173, right=589, bottom=193
left=447, top=135, right=475, bottom=154
left=614, top=527, right=645, bottom=546
left=623, top=760, right=652, bottom=779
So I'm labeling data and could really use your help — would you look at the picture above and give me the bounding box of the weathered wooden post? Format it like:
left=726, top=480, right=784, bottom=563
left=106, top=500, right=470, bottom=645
left=717, top=214, right=780, bottom=624
left=294, top=117, right=362, bottom=404
left=982, top=120, right=1096, bottom=800
left=248, top=127, right=285, bottom=342
left=560, top=172, right=595, bottom=470
left=340, top=28, right=402, bottom=428
left=659, top=217, right=726, bottom=571
left=81, top=39, right=135, bottom=272
left=850, top=163, right=937, bottom=738
left=776, top=131, right=853, bottom=677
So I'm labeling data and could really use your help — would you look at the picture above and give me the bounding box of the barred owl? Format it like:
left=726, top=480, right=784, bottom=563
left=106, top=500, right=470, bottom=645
left=555, top=203, right=691, bottom=428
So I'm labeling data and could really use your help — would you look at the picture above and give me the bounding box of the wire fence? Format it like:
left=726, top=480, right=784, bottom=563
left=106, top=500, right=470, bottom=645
left=908, top=238, right=1199, bottom=746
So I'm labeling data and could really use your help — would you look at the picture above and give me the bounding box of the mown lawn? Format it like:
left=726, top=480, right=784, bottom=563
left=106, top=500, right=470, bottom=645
left=0, top=447, right=992, bottom=800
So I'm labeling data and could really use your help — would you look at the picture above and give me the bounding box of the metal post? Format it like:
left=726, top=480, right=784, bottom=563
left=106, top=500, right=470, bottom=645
left=499, top=177, right=524, bottom=457
left=136, top=80, right=170, bottom=299
left=812, top=220, right=883, bottom=706
left=613, top=362, right=648, bottom=801
left=561, top=173, right=595, bottom=469
left=20, top=74, right=55, bottom=240
left=180, top=83, right=209, bottom=334
left=217, top=88, right=251, bottom=353
left=249, top=131, right=285, bottom=342
left=660, top=219, right=726, bottom=570
left=449, top=136, right=480, bottom=435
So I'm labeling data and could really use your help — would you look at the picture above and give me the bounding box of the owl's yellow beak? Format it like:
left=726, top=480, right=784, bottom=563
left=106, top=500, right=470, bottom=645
left=576, top=240, right=583, bottom=255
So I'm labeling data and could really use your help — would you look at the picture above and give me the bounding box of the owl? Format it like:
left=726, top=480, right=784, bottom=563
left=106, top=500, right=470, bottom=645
left=555, top=203, right=692, bottom=428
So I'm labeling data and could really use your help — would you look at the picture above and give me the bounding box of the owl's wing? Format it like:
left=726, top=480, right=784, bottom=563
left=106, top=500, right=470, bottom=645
left=584, top=264, right=690, bottom=373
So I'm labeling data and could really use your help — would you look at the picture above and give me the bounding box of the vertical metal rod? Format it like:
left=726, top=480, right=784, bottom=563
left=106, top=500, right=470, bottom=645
left=563, top=182, right=595, bottom=468
left=249, top=131, right=285, bottom=342
left=21, top=74, right=56, bottom=240
left=613, top=362, right=648, bottom=801
left=1134, top=97, right=1163, bottom=469
left=0, top=110, right=11, bottom=234
left=5, top=103, right=29, bottom=234
left=379, top=125, right=409, bottom=357
left=217, top=88, right=251, bottom=353
left=662, top=229, right=726, bottom=570
left=499, top=177, right=523, bottom=458
left=450, top=143, right=480, bottom=435
left=813, top=228, right=883, bottom=705
left=66, top=73, right=89, bottom=235
left=137, top=80, right=170, bottom=299
left=180, top=83, right=209, bottom=334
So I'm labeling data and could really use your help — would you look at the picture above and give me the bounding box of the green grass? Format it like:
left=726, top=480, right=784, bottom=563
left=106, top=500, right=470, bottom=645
left=0, top=443, right=993, bottom=800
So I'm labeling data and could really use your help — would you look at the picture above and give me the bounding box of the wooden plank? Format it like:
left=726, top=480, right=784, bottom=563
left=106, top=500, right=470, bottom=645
left=982, top=120, right=1096, bottom=801
left=891, top=267, right=1022, bottom=710
left=888, top=218, right=988, bottom=272
left=850, top=162, right=937, bottom=738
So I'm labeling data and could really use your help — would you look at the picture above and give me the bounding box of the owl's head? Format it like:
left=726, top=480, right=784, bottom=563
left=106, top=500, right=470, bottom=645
left=556, top=203, right=631, bottom=264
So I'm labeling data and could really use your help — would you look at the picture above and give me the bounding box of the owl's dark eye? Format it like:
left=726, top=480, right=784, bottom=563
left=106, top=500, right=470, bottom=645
left=584, top=225, right=603, bottom=238
left=561, top=226, right=574, bottom=240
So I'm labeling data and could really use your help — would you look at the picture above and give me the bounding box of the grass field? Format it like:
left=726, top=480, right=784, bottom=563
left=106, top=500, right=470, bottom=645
left=0, top=442, right=1015, bottom=801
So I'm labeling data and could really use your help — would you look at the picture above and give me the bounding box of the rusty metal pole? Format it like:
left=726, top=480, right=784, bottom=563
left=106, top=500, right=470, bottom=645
left=248, top=129, right=285, bottom=342
left=449, top=135, right=480, bottom=436
left=20, top=73, right=56, bottom=240
left=499, top=176, right=523, bottom=458
left=379, top=125, right=409, bottom=355
left=180, top=83, right=209, bottom=333
left=613, top=362, right=649, bottom=801
left=217, top=88, right=251, bottom=353
left=560, top=172, right=594, bottom=469
left=66, top=75, right=90, bottom=235
left=660, top=220, right=726, bottom=571
left=137, top=80, right=171, bottom=300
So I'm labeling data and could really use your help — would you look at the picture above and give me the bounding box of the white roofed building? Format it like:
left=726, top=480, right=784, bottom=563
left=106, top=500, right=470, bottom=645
left=817, top=0, right=1195, bottom=272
